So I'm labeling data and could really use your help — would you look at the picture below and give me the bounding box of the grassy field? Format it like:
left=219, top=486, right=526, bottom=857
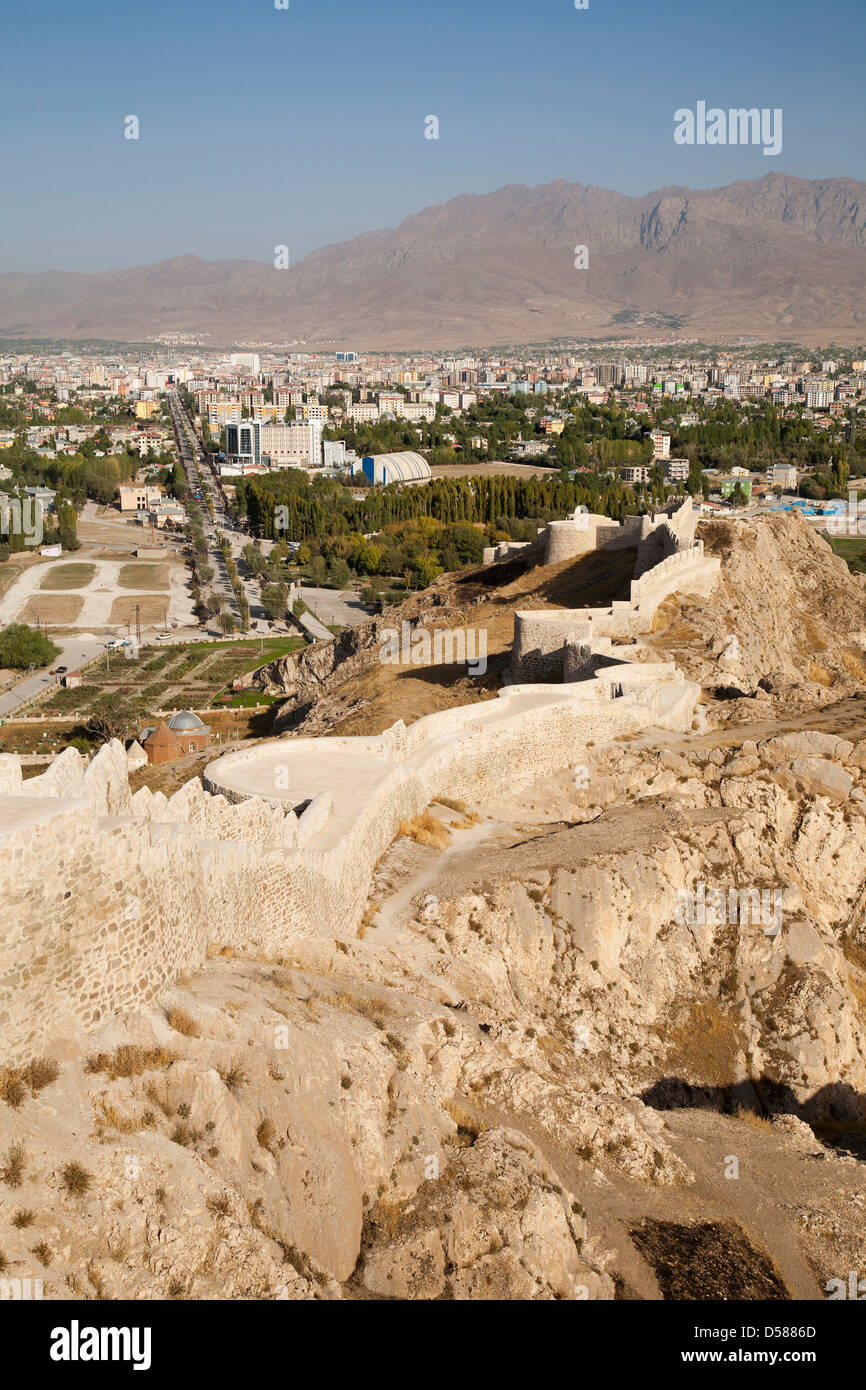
left=21, top=594, right=84, bottom=624
left=110, top=595, right=172, bottom=625
left=118, top=563, right=170, bottom=590
left=38, top=562, right=96, bottom=591
left=826, top=534, right=866, bottom=564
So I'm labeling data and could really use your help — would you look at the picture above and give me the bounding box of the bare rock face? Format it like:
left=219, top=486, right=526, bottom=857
left=360, top=1128, right=614, bottom=1301
left=649, top=514, right=866, bottom=717
left=4, top=173, right=866, bottom=345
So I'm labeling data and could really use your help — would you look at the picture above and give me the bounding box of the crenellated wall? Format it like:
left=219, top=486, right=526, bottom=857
left=0, top=497, right=716, bottom=1064
left=513, top=504, right=720, bottom=682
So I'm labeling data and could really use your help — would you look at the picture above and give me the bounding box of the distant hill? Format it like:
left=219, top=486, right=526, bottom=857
left=2, top=173, right=866, bottom=347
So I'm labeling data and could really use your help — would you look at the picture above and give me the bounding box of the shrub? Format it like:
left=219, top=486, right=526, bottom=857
left=167, top=1007, right=200, bottom=1038
left=59, top=1162, right=93, bottom=1197
left=0, top=1143, right=26, bottom=1187
left=256, top=1118, right=276, bottom=1152
left=0, top=1057, right=59, bottom=1106
left=85, top=1045, right=176, bottom=1079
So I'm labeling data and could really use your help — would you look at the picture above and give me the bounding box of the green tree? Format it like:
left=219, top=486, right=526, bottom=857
left=261, top=581, right=289, bottom=621
left=0, top=623, right=59, bottom=669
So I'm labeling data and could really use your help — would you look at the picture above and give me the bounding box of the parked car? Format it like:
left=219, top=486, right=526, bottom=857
left=56, top=665, right=68, bottom=674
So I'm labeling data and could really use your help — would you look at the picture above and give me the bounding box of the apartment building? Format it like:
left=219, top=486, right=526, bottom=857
left=261, top=420, right=323, bottom=468
left=650, top=430, right=671, bottom=459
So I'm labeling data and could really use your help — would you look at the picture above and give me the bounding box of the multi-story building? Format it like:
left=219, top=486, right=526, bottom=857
left=621, top=465, right=651, bottom=485
left=770, top=464, right=798, bottom=491
left=650, top=430, right=671, bottom=459
left=119, top=484, right=162, bottom=512
left=225, top=420, right=263, bottom=470
left=230, top=352, right=260, bottom=374
left=348, top=402, right=380, bottom=423
left=662, top=458, right=690, bottom=482
left=261, top=420, right=323, bottom=468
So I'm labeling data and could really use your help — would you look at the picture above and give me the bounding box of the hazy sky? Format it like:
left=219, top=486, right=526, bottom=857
left=2, top=0, right=864, bottom=272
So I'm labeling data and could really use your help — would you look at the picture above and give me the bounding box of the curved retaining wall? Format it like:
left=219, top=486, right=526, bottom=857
left=0, top=498, right=713, bottom=1064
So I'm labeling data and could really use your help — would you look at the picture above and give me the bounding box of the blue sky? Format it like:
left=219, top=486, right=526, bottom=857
left=2, top=0, right=864, bottom=272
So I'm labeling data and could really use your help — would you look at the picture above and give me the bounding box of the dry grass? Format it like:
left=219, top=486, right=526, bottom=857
left=21, top=593, right=85, bottom=625
left=59, top=1161, right=93, bottom=1198
left=143, top=1079, right=174, bottom=1118
left=38, top=561, right=96, bottom=591
left=398, top=813, right=452, bottom=851
left=734, top=1107, right=774, bottom=1132
left=217, top=1065, right=247, bottom=1094
left=656, top=999, right=744, bottom=1088
left=117, top=563, right=169, bottom=591
left=256, top=1117, right=276, bottom=1152
left=373, top=1197, right=404, bottom=1242
left=0, top=1143, right=26, bottom=1187
left=109, top=594, right=171, bottom=626
left=437, top=796, right=468, bottom=813
left=95, top=1100, right=142, bottom=1134
left=357, top=899, right=381, bottom=940
left=167, top=1007, right=200, bottom=1038
left=12, top=1208, right=34, bottom=1228
left=325, top=990, right=393, bottom=1028
left=0, top=1057, right=59, bottom=1107
left=32, top=1241, right=52, bottom=1267
left=85, top=1044, right=176, bottom=1079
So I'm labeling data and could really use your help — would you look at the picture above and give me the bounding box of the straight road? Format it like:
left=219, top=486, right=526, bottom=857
left=0, top=634, right=104, bottom=718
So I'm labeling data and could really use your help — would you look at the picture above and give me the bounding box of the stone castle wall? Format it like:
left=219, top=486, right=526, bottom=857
left=0, top=499, right=714, bottom=1064
left=513, top=505, right=720, bottom=681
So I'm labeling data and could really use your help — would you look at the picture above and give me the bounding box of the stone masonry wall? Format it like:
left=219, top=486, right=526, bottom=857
left=0, top=500, right=712, bottom=1064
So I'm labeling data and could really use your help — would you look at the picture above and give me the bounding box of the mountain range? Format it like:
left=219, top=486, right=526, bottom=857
left=2, top=172, right=866, bottom=347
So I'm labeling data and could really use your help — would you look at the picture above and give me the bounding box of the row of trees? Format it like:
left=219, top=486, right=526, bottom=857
left=236, top=469, right=635, bottom=544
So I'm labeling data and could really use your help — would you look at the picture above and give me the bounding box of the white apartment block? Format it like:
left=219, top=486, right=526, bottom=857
left=771, top=464, right=798, bottom=490
left=262, top=420, right=323, bottom=468
left=348, top=402, right=380, bottom=423
left=650, top=430, right=671, bottom=459
left=398, top=401, right=436, bottom=422
left=230, top=352, right=260, bottom=373
left=663, top=458, right=690, bottom=482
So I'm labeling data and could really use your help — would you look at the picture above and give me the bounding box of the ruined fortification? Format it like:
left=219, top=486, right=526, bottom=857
left=0, top=500, right=719, bottom=1063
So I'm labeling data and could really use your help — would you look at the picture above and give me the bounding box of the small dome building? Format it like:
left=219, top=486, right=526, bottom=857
left=140, top=710, right=211, bottom=765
